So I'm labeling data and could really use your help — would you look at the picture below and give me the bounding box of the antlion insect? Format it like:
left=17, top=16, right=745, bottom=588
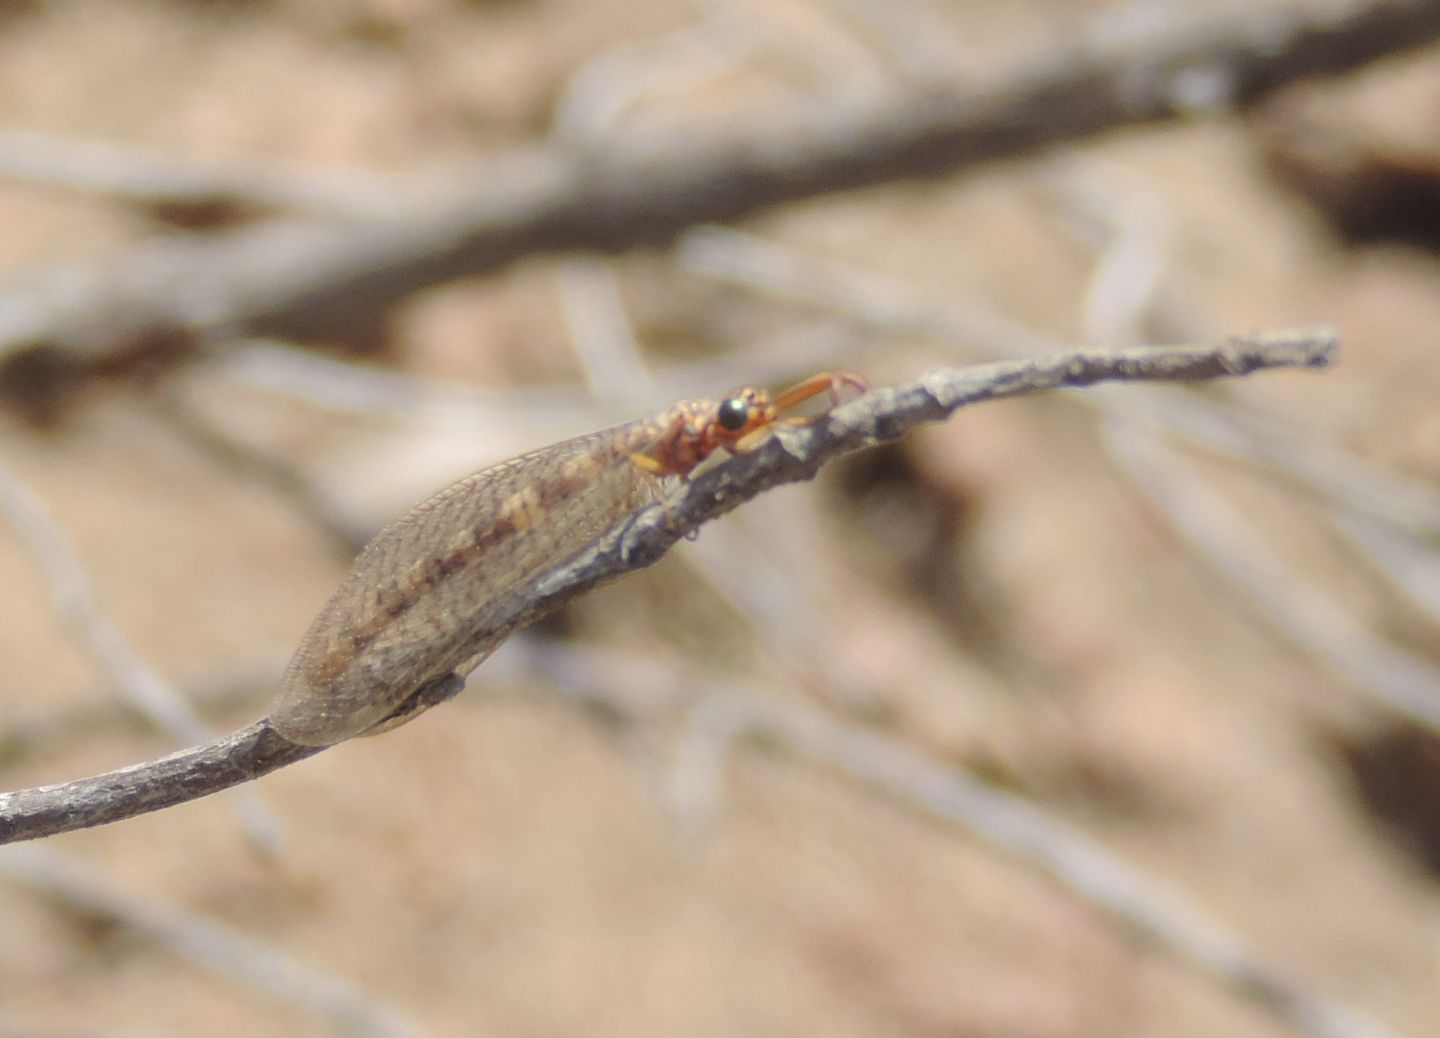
left=266, top=371, right=868, bottom=746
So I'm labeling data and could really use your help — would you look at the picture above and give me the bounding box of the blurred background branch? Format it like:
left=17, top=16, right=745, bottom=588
left=0, top=0, right=1432, bottom=404
left=0, top=0, right=1436, bottom=1036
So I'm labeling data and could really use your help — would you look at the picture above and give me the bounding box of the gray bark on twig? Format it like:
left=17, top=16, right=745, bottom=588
left=0, top=0, right=1423, bottom=385
left=0, top=330, right=1336, bottom=844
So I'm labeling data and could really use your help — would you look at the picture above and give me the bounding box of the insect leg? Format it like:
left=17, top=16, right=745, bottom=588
left=771, top=370, right=869, bottom=413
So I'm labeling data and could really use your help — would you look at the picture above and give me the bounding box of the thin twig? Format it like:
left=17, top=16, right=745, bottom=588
left=726, top=694, right=1397, bottom=1038
left=0, top=128, right=400, bottom=222
left=521, top=639, right=1396, bottom=1038
left=0, top=463, right=213, bottom=742
left=150, top=390, right=370, bottom=559
left=683, top=225, right=1440, bottom=536
left=1326, top=505, right=1440, bottom=625
left=0, top=333, right=1336, bottom=843
left=0, top=721, right=319, bottom=844
left=0, top=665, right=281, bottom=770
left=1063, top=165, right=1440, bottom=732
left=1104, top=416, right=1440, bottom=731
left=550, top=13, right=762, bottom=146
left=557, top=256, right=656, bottom=405
left=202, top=339, right=592, bottom=426
left=206, top=326, right=871, bottom=430
left=0, top=845, right=415, bottom=1038
left=0, top=458, right=281, bottom=851
left=0, top=0, right=1424, bottom=378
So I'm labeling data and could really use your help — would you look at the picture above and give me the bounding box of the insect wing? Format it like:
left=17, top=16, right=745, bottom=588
left=267, top=421, right=654, bottom=745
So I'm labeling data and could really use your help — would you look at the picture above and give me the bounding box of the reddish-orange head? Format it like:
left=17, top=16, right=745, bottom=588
left=632, top=371, right=867, bottom=480
left=705, top=385, right=777, bottom=452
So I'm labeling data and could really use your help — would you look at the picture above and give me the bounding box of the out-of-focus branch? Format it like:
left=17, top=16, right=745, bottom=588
left=0, top=457, right=281, bottom=852
left=0, top=332, right=1336, bottom=843
left=0, top=0, right=1423, bottom=387
left=0, top=128, right=398, bottom=223
left=0, top=845, right=415, bottom=1038
left=521, top=639, right=1396, bottom=1038
left=0, top=720, right=320, bottom=845
left=1105, top=416, right=1440, bottom=732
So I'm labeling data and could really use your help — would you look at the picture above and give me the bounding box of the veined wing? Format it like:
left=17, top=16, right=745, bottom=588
left=267, top=418, right=656, bottom=745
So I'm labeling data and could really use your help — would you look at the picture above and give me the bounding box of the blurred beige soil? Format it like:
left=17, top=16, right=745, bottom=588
left=0, top=2, right=1437, bottom=1036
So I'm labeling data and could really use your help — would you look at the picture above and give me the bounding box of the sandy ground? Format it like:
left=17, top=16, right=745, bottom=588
left=0, top=1, right=1437, bottom=1036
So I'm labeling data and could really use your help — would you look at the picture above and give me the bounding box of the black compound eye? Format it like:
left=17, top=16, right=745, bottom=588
left=716, top=395, right=751, bottom=431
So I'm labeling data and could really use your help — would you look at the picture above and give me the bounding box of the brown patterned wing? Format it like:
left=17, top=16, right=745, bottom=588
left=266, top=419, right=656, bottom=746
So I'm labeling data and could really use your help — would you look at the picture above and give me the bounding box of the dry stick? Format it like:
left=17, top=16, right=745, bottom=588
left=519, top=640, right=1396, bottom=1038
left=150, top=390, right=370, bottom=560
left=729, top=693, right=1396, bottom=1038
left=0, top=665, right=284, bottom=770
left=0, top=845, right=415, bottom=1038
left=0, top=459, right=281, bottom=852
left=682, top=224, right=1440, bottom=537
left=1105, top=418, right=1440, bottom=732
left=206, top=339, right=594, bottom=426
left=208, top=324, right=868, bottom=428
left=554, top=224, right=868, bottom=766
left=696, top=228, right=1440, bottom=729
left=1327, top=506, right=1440, bottom=624
left=546, top=649, right=1392, bottom=1038
left=0, top=128, right=398, bottom=221
left=0, top=333, right=1336, bottom=843
left=0, top=0, right=1428, bottom=370
left=550, top=14, right=763, bottom=147
left=1055, top=162, right=1440, bottom=731
left=0, top=465, right=215, bottom=743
